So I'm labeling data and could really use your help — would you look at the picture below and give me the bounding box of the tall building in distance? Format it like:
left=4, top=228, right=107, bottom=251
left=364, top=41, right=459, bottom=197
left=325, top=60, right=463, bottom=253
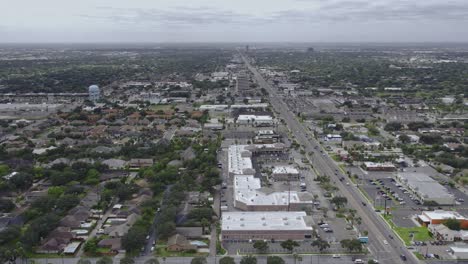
left=88, top=84, right=101, bottom=102
left=245, top=45, right=249, bottom=52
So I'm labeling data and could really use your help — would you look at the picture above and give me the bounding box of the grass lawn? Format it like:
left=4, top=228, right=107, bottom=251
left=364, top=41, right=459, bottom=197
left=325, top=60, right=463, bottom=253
left=394, top=226, right=432, bottom=246
left=155, top=246, right=208, bottom=257
left=96, top=247, right=111, bottom=254
left=381, top=214, right=432, bottom=246
left=150, top=105, right=173, bottom=111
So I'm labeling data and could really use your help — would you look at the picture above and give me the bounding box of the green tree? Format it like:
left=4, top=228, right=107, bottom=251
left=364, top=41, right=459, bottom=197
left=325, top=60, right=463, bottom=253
left=280, top=240, right=299, bottom=252
left=0, top=199, right=15, bottom=213
left=77, top=259, right=92, bottom=264
left=443, top=218, right=461, bottom=231
left=398, top=134, right=411, bottom=144
left=120, top=256, right=135, bottom=264
left=253, top=240, right=269, bottom=253
left=83, top=238, right=98, bottom=254
left=47, top=186, right=65, bottom=198
left=266, top=256, right=284, bottom=264
left=330, top=196, right=348, bottom=209
left=340, top=239, right=362, bottom=252
left=219, top=256, right=235, bottom=264
left=311, top=238, right=330, bottom=253
left=121, top=226, right=147, bottom=253
left=191, top=257, right=207, bottom=264
left=145, top=259, right=160, bottom=264
left=240, top=255, right=257, bottom=264
left=200, top=218, right=210, bottom=234
left=96, top=256, right=113, bottom=264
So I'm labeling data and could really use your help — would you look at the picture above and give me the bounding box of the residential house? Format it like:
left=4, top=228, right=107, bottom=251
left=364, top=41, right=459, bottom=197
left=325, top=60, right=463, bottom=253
left=97, top=238, right=123, bottom=253
left=166, top=234, right=197, bottom=252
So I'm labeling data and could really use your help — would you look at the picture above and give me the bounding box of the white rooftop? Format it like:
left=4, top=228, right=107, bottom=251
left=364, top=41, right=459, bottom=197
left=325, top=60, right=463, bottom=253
left=231, top=104, right=268, bottom=109
left=238, top=115, right=273, bottom=121
left=228, top=145, right=254, bottom=175
left=450, top=246, right=468, bottom=253
left=423, top=210, right=466, bottom=221
left=364, top=162, right=395, bottom=168
left=272, top=166, right=299, bottom=175
left=234, top=175, right=311, bottom=206
left=399, top=172, right=454, bottom=200
left=222, top=211, right=312, bottom=231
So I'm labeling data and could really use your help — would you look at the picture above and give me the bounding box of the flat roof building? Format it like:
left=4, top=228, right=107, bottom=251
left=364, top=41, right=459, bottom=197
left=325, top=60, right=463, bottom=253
left=234, top=175, right=312, bottom=211
left=237, top=115, right=274, bottom=127
left=228, top=145, right=254, bottom=176
left=221, top=211, right=313, bottom=241
left=363, top=162, right=396, bottom=172
left=271, top=166, right=300, bottom=181
left=228, top=144, right=286, bottom=176
left=397, top=172, right=455, bottom=205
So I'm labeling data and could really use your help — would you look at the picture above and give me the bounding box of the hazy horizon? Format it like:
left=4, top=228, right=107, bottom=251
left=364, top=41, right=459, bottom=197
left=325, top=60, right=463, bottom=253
left=2, top=0, right=468, bottom=43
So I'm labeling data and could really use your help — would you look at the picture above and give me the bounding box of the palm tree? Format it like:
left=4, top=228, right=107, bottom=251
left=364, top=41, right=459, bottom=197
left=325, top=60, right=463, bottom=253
left=292, top=252, right=302, bottom=264
left=200, top=218, right=210, bottom=234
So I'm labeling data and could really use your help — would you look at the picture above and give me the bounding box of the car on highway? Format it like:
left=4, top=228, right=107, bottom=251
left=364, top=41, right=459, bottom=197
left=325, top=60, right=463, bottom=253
left=332, top=254, right=340, bottom=258
left=383, top=239, right=388, bottom=245
left=400, top=255, right=407, bottom=261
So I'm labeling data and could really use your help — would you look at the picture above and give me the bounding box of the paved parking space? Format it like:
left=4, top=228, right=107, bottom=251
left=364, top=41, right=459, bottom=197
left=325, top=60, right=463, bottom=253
left=224, top=240, right=347, bottom=254
left=315, top=218, right=359, bottom=243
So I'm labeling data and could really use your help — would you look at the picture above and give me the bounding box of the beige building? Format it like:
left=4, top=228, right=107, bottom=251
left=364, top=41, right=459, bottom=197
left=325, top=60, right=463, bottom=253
left=221, top=211, right=313, bottom=241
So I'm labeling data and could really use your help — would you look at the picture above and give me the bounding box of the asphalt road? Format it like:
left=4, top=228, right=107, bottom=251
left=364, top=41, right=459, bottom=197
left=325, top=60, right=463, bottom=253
left=28, top=255, right=369, bottom=264
left=240, top=52, right=419, bottom=264
left=143, top=185, right=173, bottom=256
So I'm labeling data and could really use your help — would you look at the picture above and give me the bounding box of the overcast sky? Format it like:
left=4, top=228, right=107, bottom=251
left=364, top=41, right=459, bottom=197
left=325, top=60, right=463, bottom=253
left=1, top=0, right=468, bottom=43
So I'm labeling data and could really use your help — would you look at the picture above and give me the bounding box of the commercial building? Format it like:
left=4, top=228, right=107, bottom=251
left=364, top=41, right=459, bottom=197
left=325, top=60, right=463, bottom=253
left=199, top=105, right=229, bottom=111
left=363, top=162, right=396, bottom=172
left=237, top=115, right=274, bottom=127
left=254, top=130, right=279, bottom=144
left=228, top=144, right=286, bottom=176
left=271, top=166, right=300, bottom=181
left=233, top=175, right=312, bottom=211
left=449, top=247, right=468, bottom=259
left=228, top=145, right=255, bottom=176
left=397, top=172, right=455, bottom=205
left=221, top=211, right=313, bottom=241
left=418, top=210, right=468, bottom=228
left=231, top=103, right=269, bottom=109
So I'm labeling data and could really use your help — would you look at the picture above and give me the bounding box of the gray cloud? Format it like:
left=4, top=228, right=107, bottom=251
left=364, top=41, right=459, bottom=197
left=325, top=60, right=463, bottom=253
left=81, top=0, right=468, bottom=29
left=80, top=6, right=271, bottom=27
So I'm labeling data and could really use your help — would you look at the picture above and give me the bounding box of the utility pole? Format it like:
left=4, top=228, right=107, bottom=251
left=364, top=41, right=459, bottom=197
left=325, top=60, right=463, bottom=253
left=287, top=173, right=291, bottom=211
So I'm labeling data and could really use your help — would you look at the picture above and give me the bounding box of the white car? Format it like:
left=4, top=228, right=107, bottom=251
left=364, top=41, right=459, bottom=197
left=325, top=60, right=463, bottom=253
left=332, top=254, right=340, bottom=258
left=383, top=240, right=388, bottom=245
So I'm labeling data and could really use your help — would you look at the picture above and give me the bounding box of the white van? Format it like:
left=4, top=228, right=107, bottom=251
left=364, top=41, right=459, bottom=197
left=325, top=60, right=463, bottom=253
left=354, top=259, right=363, bottom=264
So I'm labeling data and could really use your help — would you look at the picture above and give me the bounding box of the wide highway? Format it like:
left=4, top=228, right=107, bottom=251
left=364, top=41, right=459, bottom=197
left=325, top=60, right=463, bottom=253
left=240, top=52, right=419, bottom=264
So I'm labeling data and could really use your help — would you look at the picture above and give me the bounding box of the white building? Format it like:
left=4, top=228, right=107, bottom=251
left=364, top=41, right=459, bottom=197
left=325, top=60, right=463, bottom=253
left=231, top=103, right=269, bottom=109
left=325, top=134, right=342, bottom=142
left=221, top=211, right=313, bottom=241
left=449, top=247, right=468, bottom=259
left=233, top=175, right=312, bottom=211
left=237, top=115, right=274, bottom=127
left=397, top=172, right=455, bottom=205
left=199, top=105, right=229, bottom=111
left=271, top=166, right=300, bottom=181
left=228, top=145, right=255, bottom=176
